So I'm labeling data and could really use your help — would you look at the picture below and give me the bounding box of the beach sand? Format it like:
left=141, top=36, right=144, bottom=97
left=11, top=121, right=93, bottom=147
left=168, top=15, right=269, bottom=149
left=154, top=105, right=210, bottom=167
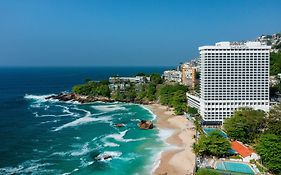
left=145, top=104, right=196, bottom=175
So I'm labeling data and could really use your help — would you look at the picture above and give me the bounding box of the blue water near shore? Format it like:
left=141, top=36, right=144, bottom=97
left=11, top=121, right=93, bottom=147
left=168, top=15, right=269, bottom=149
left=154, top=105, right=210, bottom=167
left=0, top=67, right=171, bottom=175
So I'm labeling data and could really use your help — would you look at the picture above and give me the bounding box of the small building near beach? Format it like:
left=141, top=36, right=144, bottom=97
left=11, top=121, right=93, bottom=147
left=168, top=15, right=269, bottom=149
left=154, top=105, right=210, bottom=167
left=231, top=141, right=260, bottom=162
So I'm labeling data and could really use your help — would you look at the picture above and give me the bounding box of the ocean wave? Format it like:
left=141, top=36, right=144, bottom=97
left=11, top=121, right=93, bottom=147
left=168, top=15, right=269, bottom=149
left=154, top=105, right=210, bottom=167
left=56, top=105, right=75, bottom=115
left=62, top=168, right=79, bottom=175
left=0, top=160, right=54, bottom=175
left=157, top=128, right=174, bottom=140
left=103, top=142, right=120, bottom=147
left=24, top=94, right=58, bottom=103
left=103, top=130, right=146, bottom=144
left=92, top=104, right=127, bottom=112
left=53, top=115, right=112, bottom=131
left=50, top=151, right=69, bottom=157
left=71, top=142, right=91, bottom=156
left=40, top=119, right=60, bottom=124
left=141, top=105, right=157, bottom=121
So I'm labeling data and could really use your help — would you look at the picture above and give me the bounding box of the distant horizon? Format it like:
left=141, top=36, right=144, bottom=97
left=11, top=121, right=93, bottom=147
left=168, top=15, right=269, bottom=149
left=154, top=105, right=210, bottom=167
left=1, top=0, right=281, bottom=67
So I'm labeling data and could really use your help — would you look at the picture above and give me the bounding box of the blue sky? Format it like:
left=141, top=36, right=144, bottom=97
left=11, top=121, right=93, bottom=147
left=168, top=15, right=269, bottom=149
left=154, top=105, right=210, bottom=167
left=0, top=0, right=281, bottom=67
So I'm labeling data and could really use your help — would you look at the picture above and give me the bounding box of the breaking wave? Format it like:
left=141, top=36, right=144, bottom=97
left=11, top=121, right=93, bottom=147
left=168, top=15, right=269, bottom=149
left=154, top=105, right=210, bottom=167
left=54, top=115, right=112, bottom=131
left=92, top=104, right=127, bottom=112
left=103, top=130, right=146, bottom=143
left=0, top=160, right=54, bottom=175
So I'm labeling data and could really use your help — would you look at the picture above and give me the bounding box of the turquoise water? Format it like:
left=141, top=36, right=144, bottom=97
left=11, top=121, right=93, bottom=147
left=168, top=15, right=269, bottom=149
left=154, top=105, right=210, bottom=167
left=216, top=161, right=255, bottom=174
left=0, top=95, right=164, bottom=174
left=203, top=128, right=228, bottom=138
left=0, top=67, right=170, bottom=174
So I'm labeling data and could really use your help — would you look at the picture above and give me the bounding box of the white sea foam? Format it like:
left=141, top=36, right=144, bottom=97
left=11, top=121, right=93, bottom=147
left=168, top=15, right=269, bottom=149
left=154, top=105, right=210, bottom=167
left=118, top=153, right=140, bottom=161
left=92, top=104, right=126, bottom=112
left=74, top=136, right=81, bottom=140
left=157, top=128, right=174, bottom=141
left=62, top=168, right=79, bottom=175
left=0, top=160, right=54, bottom=175
left=141, top=105, right=157, bottom=121
left=71, top=142, right=91, bottom=156
left=103, top=142, right=120, bottom=147
left=103, top=130, right=146, bottom=144
left=40, top=120, right=59, bottom=124
left=50, top=151, right=69, bottom=157
left=56, top=105, right=74, bottom=115
left=24, top=94, right=58, bottom=103
left=54, top=115, right=112, bottom=131
left=80, top=158, right=94, bottom=167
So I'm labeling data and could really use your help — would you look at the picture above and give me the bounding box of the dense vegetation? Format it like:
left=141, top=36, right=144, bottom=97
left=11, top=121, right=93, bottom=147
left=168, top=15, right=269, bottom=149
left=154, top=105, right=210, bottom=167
left=222, top=106, right=281, bottom=174
left=157, top=84, right=188, bottom=115
left=72, top=80, right=111, bottom=97
left=196, top=168, right=219, bottom=175
left=193, top=131, right=230, bottom=158
left=187, top=106, right=198, bottom=115
left=255, top=103, right=281, bottom=174
left=223, top=108, right=266, bottom=144
left=255, top=134, right=281, bottom=174
left=270, top=51, right=281, bottom=75
left=72, top=73, right=189, bottom=115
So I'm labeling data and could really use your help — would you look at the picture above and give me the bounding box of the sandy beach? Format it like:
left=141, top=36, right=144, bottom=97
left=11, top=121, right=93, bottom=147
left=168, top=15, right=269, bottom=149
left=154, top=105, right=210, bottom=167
left=145, top=103, right=196, bottom=175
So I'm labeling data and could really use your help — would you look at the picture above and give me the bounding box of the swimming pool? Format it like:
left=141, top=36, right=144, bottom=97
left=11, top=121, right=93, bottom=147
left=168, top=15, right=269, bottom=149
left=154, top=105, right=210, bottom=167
left=216, top=161, right=255, bottom=174
left=203, top=127, right=228, bottom=138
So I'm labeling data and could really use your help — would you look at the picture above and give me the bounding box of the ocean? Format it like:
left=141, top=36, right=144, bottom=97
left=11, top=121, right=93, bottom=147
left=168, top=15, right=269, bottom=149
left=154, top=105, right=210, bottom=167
left=0, top=67, right=171, bottom=175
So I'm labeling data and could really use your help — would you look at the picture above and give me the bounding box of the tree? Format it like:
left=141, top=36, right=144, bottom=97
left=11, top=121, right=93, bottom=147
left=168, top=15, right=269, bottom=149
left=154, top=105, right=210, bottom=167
left=223, top=108, right=266, bottom=143
left=193, top=131, right=230, bottom=157
left=188, top=106, right=198, bottom=115
left=267, top=103, right=281, bottom=135
left=196, top=169, right=219, bottom=175
left=146, top=83, right=156, bottom=101
left=270, top=51, right=281, bottom=76
left=150, top=73, right=163, bottom=84
left=157, top=84, right=188, bottom=115
left=256, top=134, right=281, bottom=174
left=72, top=81, right=111, bottom=97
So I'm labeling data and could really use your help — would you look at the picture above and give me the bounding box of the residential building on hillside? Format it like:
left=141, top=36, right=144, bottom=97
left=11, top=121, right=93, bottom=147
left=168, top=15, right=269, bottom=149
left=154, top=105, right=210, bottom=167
left=196, top=41, right=270, bottom=124
left=163, top=70, right=182, bottom=83
left=109, top=76, right=150, bottom=91
left=181, top=60, right=199, bottom=88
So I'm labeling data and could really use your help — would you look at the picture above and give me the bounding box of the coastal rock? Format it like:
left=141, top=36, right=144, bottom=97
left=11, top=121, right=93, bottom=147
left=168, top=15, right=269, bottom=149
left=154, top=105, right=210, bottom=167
left=95, top=154, right=113, bottom=161
left=138, top=120, right=154, bottom=129
left=45, top=93, right=115, bottom=104
left=114, top=123, right=125, bottom=127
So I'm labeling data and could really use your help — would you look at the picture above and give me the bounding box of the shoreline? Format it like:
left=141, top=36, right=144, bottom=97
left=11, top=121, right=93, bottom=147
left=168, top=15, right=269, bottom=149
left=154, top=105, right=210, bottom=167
left=145, top=103, right=196, bottom=175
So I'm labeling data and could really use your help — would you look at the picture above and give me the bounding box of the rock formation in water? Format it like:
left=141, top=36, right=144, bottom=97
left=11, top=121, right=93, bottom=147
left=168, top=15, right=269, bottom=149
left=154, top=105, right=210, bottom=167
left=138, top=120, right=154, bottom=129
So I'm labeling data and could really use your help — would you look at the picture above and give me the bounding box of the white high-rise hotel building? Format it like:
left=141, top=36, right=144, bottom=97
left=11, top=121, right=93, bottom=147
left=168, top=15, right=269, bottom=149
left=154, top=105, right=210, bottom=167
left=199, top=41, right=270, bottom=123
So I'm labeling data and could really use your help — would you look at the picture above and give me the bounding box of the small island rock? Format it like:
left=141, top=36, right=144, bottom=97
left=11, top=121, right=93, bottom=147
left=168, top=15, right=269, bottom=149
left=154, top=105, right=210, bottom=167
left=138, top=120, right=154, bottom=129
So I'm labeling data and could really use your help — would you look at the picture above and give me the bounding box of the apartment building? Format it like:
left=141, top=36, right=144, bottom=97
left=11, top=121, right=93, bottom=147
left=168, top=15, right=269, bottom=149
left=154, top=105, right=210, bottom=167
left=199, top=41, right=270, bottom=123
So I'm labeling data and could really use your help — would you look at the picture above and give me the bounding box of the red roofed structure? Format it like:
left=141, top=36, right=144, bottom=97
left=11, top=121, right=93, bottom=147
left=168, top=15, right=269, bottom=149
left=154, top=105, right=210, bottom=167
left=231, top=141, right=259, bottom=162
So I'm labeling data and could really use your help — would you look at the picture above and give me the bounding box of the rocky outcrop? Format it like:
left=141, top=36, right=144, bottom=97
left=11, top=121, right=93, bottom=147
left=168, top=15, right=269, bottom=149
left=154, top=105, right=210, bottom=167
left=138, top=120, right=154, bottom=129
left=46, top=93, right=156, bottom=105
left=46, top=93, right=115, bottom=104
left=114, top=123, right=125, bottom=127
left=95, top=154, right=113, bottom=161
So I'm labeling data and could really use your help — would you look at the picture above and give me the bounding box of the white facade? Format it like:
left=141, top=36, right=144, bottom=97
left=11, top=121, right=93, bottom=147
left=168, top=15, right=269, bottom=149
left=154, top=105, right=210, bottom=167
left=243, top=153, right=260, bottom=163
left=163, top=70, right=182, bottom=83
left=199, top=41, right=270, bottom=123
left=109, top=76, right=150, bottom=91
left=187, top=93, right=200, bottom=109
